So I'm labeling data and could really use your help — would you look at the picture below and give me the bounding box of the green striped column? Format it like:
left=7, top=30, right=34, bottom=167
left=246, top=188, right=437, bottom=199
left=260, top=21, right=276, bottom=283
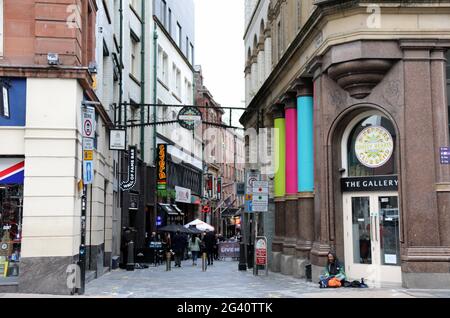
left=274, top=113, right=286, bottom=197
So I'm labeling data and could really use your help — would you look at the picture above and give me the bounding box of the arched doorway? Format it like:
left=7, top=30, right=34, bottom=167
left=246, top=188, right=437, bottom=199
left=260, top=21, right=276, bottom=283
left=340, top=110, right=402, bottom=287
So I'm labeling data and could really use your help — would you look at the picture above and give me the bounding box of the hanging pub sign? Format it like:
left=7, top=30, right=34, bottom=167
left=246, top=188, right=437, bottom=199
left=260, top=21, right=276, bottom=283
left=207, top=174, right=213, bottom=198
left=355, top=126, right=394, bottom=169
left=178, top=106, right=202, bottom=130
left=341, top=176, right=399, bottom=192
left=120, top=146, right=137, bottom=191
left=157, top=144, right=167, bottom=190
left=109, top=129, right=126, bottom=151
left=129, top=192, right=139, bottom=211
left=217, top=177, right=222, bottom=201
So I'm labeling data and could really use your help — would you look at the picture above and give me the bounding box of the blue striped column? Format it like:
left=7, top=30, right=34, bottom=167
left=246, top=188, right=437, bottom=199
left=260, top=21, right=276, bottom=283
left=295, top=79, right=315, bottom=264
left=297, top=93, right=314, bottom=192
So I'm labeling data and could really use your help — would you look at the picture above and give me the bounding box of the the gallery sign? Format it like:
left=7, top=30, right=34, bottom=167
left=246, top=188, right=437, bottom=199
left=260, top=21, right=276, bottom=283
left=341, top=176, right=398, bottom=192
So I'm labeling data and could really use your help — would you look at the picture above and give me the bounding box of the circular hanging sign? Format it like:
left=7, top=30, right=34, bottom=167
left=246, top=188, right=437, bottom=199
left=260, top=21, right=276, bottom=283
left=355, top=126, right=394, bottom=168
left=178, top=107, right=202, bottom=130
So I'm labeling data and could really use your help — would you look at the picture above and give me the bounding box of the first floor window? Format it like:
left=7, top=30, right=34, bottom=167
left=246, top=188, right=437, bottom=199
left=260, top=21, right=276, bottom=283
left=0, top=82, right=10, bottom=119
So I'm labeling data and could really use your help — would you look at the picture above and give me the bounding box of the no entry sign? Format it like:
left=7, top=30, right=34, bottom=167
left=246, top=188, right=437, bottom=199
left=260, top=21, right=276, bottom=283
left=82, top=106, right=96, bottom=138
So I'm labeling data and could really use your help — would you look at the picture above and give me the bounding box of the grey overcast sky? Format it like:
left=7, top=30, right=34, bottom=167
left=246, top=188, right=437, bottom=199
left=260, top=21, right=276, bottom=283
left=194, top=0, right=245, bottom=127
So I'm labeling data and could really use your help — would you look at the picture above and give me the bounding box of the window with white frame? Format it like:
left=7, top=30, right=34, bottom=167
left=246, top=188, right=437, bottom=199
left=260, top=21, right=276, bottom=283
left=130, top=31, right=141, bottom=79
left=190, top=43, right=194, bottom=65
left=158, top=46, right=168, bottom=86
left=176, top=68, right=181, bottom=98
left=131, top=0, right=141, bottom=14
left=160, top=0, right=167, bottom=27
left=176, top=22, right=182, bottom=48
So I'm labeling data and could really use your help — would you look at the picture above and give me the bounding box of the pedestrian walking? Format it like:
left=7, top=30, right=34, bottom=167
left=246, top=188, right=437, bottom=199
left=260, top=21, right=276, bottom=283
left=204, top=230, right=216, bottom=266
left=188, top=234, right=201, bottom=266
left=172, top=230, right=185, bottom=267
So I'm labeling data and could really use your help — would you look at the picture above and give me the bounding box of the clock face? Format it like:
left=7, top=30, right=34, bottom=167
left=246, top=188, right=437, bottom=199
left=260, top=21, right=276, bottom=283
left=1, top=243, right=8, bottom=250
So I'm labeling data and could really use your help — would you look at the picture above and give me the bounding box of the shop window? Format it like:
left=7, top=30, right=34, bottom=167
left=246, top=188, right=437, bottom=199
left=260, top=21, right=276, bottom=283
left=347, top=115, right=397, bottom=177
left=0, top=184, right=23, bottom=279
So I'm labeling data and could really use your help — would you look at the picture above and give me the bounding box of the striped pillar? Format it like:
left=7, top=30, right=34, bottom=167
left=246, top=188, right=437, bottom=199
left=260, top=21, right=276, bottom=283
left=274, top=113, right=286, bottom=197
left=294, top=79, right=315, bottom=270
left=281, top=94, right=298, bottom=274
left=297, top=89, right=314, bottom=192
left=272, top=105, right=286, bottom=270
left=284, top=97, right=298, bottom=195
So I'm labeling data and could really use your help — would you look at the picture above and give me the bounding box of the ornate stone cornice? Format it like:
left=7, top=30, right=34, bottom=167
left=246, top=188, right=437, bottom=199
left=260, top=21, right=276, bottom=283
left=264, top=27, right=272, bottom=40
left=269, top=103, right=285, bottom=119
left=280, top=91, right=297, bottom=110
left=328, top=59, right=393, bottom=99
left=293, top=78, right=314, bottom=97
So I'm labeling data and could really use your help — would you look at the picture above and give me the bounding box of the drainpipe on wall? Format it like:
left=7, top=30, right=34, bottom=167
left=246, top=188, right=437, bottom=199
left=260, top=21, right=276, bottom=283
left=153, top=22, right=158, bottom=162
left=153, top=22, right=159, bottom=224
left=140, top=0, right=146, bottom=162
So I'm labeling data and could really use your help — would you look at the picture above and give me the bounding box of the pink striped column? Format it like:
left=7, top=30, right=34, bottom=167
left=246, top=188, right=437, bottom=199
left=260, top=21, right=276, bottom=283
left=282, top=93, right=298, bottom=270
left=284, top=96, right=298, bottom=195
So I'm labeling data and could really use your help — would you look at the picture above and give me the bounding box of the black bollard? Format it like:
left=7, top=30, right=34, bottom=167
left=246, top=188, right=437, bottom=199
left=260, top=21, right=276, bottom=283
left=166, top=251, right=172, bottom=271
left=202, top=252, right=207, bottom=272
left=238, top=241, right=247, bottom=271
left=126, top=240, right=135, bottom=271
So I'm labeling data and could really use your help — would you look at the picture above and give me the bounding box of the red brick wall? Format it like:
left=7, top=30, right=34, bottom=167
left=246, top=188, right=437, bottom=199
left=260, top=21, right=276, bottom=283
left=2, top=0, right=95, bottom=67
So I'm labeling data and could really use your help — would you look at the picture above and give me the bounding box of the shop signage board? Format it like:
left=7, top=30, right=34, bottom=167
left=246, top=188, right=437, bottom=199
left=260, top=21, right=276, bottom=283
left=82, top=106, right=96, bottom=138
left=120, top=146, right=137, bottom=191
left=175, top=186, right=191, bottom=204
left=157, top=144, right=167, bottom=190
left=355, top=126, right=394, bottom=168
left=441, top=147, right=450, bottom=165
left=178, top=106, right=202, bottom=130
left=109, top=129, right=126, bottom=151
left=341, top=176, right=399, bottom=192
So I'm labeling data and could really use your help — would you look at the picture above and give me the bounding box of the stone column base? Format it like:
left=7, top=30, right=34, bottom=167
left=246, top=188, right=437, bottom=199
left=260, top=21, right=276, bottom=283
left=311, top=264, right=323, bottom=284
left=280, top=254, right=294, bottom=275
left=19, top=255, right=79, bottom=295
left=292, top=257, right=309, bottom=279
left=271, top=251, right=282, bottom=272
left=403, top=273, right=450, bottom=289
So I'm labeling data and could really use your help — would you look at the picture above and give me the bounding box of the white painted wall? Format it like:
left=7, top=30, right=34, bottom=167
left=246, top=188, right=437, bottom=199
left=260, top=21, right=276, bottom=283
left=156, top=24, right=202, bottom=164
left=21, top=78, right=83, bottom=258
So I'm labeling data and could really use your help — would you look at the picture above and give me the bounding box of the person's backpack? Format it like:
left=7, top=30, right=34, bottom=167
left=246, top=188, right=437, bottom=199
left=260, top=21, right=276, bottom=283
left=350, top=280, right=361, bottom=288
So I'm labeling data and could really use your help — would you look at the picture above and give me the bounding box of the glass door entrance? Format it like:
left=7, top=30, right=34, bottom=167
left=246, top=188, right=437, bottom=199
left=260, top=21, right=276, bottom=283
left=343, top=193, right=402, bottom=286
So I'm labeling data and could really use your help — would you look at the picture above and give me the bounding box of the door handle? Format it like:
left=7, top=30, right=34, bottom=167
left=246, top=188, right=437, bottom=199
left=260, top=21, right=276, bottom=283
left=375, top=215, right=379, bottom=242
left=371, top=215, right=375, bottom=243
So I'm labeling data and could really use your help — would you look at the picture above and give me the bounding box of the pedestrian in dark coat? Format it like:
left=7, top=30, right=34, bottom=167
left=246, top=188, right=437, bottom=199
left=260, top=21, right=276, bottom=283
left=204, top=231, right=216, bottom=265
left=172, top=231, right=186, bottom=267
